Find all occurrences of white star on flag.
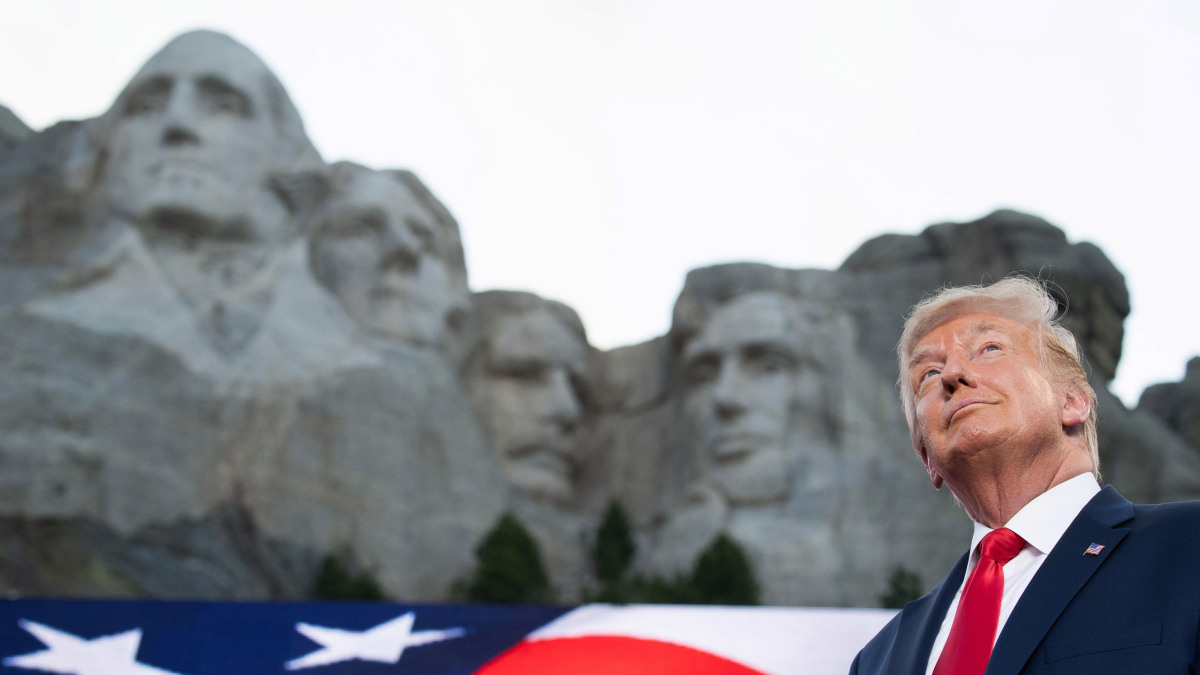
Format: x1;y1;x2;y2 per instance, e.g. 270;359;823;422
285;611;466;670
3;619;182;675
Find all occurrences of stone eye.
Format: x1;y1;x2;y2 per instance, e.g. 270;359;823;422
684;356;720;387
491;361;548;383
333;211;383;239
742;344;797;376
198;77;252;117
404;216;437;254
123;79;170;117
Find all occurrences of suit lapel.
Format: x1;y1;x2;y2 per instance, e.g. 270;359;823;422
888;553;969;675
985;486;1134;675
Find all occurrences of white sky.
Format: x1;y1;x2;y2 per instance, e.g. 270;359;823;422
3;0;1198;405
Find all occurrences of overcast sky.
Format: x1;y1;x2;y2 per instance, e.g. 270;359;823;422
4;0;1198;405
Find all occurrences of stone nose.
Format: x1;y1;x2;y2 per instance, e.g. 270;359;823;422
379;223;424;274
541;368;582;434
380;245;420;275
160;83;202;146
711;361;749;421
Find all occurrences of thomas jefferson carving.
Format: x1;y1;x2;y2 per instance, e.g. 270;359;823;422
310;162;469;352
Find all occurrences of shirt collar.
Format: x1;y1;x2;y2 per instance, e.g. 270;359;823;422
968;473;1101;557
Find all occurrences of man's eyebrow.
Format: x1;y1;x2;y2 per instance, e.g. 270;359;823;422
907;320;1010;371
907;346;937;373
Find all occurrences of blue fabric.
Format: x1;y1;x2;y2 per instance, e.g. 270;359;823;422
852;486;1200;674
0;598;569;674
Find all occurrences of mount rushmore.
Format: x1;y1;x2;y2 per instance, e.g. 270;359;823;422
1;31;1197;606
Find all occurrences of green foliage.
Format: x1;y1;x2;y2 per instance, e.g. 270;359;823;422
583;572;698;605
689;534;759;605
593;500;636;583
582;580;629;604
580;502;760;607
879;566;923;609
631;572;702;604
467;513;552;604
312;555;386;601
586;532;759;606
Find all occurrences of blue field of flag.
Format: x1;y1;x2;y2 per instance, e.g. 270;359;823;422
0;598;570;675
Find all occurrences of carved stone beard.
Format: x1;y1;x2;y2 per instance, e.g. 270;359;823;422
138;205;289;356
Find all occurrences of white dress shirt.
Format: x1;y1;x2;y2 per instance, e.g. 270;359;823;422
924;473;1101;674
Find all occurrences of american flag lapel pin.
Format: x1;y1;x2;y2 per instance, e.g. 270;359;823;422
1084;542;1105;556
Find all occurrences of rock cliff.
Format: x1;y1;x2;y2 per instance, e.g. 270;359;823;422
1;31;1196;606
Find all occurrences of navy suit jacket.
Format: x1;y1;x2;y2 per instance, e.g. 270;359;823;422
852;486;1200;674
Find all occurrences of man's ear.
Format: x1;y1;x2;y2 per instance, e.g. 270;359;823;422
1061;383;1090;430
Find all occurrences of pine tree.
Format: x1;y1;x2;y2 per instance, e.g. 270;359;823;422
593;500;636;583
631;572;701;604
312;555;386;601
467;513;552;604
879;566;923;609
690;533;759;605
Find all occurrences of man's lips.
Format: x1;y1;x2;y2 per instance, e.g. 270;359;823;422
945;398;993;425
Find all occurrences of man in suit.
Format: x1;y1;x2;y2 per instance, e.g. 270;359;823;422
852;277;1200;674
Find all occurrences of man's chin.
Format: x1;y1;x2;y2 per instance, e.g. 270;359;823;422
940;425;1010;460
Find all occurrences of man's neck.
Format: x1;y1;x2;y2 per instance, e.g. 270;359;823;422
949;442;1094;528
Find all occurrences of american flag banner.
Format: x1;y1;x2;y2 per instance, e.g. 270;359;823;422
0;599;896;675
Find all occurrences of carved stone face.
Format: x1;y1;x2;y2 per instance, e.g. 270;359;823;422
311;168;466;347
680;292;810;505
467;308;588;504
103;32;288;243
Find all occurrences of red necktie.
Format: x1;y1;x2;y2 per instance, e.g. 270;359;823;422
932;527;1026;675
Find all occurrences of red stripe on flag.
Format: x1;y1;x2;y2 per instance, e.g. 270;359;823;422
474;635;769;675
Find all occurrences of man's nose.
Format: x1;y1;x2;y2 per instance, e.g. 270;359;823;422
160;84;201;146
939;352;977;393
541;368;582;434
711;361;749;421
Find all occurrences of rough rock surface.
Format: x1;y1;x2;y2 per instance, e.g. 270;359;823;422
840;209;1129;382
0;506;320;599
0;104;33;162
0;31;505;603
1139;358;1200;455
1;31;1197;607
